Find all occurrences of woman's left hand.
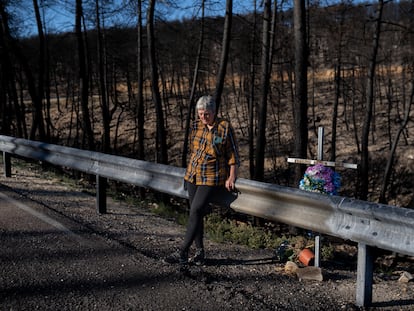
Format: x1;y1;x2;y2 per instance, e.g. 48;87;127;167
225;164;237;192
226;179;234;191
225;176;236;192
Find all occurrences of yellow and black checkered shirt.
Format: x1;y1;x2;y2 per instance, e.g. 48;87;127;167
184;118;240;186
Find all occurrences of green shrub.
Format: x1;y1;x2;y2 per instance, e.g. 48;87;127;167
205;213;284;249
150;201;188;225
321;243;335;261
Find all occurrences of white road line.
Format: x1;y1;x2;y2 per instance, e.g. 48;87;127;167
0;191;74;234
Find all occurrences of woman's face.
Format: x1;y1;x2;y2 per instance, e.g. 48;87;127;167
198;109;215;126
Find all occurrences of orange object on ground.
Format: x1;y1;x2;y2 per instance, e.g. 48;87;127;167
298;248;315;266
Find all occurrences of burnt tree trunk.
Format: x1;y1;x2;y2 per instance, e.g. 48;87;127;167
360;0;384;200
136;0;145;161
293;0;309;184
247;0;257;180
147;0;168;165
214;0;232;111
76;0;94;150
254;0;272;181
182;0;205;168
96;0;110;153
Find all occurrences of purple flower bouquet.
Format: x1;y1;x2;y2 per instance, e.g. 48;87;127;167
299;164;341;195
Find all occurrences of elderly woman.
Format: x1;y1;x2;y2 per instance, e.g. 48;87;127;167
165;95;240;266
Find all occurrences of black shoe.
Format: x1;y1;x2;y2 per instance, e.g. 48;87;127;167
163;250;188;265
190;248;205;266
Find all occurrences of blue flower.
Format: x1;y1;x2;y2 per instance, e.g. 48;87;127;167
299;164;341;195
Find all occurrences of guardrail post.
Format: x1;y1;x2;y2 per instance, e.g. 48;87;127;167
314;235;321;267
314;126;324;267
3;152;11;177
96;175;107;214
356;243;374;307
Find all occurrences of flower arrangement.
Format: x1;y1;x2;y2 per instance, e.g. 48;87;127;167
299;164;341;195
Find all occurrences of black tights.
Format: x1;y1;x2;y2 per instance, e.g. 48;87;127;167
181;182;217;253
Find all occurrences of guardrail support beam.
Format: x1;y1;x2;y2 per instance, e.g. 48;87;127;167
96;175;107;214
356;243;374;307
3;152;11;177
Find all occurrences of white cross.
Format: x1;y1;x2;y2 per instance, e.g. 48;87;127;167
287;126;358;267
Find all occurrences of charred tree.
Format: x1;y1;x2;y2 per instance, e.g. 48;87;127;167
75;0;94;150
214;0;232;111
292;0;309;184
95;0;110;153
136;0;145;162
254;0;272;181
360;0;384;200
182;0;205;168
147;0;168;165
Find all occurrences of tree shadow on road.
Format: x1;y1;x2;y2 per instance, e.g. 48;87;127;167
203;257;276;266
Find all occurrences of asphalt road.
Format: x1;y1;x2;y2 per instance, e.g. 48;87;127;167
0;185;173;310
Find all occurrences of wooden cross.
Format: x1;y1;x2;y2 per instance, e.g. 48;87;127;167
287;126;358;267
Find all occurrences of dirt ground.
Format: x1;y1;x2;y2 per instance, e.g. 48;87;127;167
0;163;413;310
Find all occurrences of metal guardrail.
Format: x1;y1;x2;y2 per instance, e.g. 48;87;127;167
1;135;413;307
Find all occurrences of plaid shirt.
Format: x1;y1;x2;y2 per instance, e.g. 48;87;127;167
184;118;240;186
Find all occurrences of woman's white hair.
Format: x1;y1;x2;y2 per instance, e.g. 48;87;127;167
196;95;216;112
